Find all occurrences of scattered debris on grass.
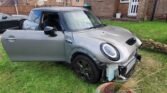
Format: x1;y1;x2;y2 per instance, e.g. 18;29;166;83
96;55;165;93
142;39;167;54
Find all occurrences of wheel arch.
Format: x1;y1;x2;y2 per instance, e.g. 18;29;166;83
71;52;92;62
69;48;100;67
71;52;102;83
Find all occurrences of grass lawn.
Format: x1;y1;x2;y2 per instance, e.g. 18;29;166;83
103;20;167;44
0;44;167;93
0;44;98;93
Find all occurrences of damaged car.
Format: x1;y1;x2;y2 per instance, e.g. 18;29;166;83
1;7;142;83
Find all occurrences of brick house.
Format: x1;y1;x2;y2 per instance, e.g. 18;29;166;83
0;0;84;6
1;0;166;20
84;0;167;20
0;0;84;14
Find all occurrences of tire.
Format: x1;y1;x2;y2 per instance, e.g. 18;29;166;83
72;55;101;83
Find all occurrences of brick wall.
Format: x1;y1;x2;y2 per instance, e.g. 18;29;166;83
17;0;84;7
85;0;167;20
0;0;14;6
85;0;117;18
0;0;84;15
1;0;166;20
28;0;37;5
137;0;148;20
0;5;35;15
44;0;64;6
0;6;16;14
71;0;84;6
85;0;130;18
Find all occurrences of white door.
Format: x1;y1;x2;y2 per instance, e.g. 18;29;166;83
128;0;139;16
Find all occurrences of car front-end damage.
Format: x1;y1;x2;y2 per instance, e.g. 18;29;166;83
102;52;141;82
99;37;142;82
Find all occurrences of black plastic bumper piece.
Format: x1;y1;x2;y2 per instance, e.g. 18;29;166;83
118;66;127;76
136;53;142;61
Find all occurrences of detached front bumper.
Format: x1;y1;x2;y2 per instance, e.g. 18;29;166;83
102;53;141;82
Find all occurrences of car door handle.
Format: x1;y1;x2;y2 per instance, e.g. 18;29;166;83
6;36;16;42
65;39;72;44
6;37;16;40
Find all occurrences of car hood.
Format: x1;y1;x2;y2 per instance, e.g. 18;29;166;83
72;25;141;62
73;25;134;45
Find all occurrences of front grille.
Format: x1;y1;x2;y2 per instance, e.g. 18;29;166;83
126;37;136;45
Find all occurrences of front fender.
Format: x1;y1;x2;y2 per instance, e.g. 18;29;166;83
68;47;100;64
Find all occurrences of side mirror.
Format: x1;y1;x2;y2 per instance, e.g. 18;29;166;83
44;26;57;37
2;16;8;19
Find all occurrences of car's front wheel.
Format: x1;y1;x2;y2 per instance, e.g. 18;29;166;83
72;55;101;83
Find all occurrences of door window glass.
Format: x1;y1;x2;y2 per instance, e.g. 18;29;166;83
28;10;41;23
40;12;62;31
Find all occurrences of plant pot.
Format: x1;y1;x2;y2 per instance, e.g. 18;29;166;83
116;13;121;19
96;82;135;93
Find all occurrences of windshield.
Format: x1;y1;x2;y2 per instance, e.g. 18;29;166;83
63;10;103;31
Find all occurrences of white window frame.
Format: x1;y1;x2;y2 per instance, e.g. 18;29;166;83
120;0;130;3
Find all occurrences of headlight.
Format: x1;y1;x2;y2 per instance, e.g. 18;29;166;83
100;43;120;61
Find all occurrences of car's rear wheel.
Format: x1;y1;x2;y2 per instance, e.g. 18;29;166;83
72;55;101;83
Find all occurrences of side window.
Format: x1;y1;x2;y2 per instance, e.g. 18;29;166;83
28;10;41;24
40;12;62;31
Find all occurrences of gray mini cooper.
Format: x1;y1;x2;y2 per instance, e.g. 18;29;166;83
1;7;142;83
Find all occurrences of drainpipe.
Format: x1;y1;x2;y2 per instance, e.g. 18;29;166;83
70;0;72;6
150;0;158;21
66;0;68;6
25;0;29;5
14;0;19;15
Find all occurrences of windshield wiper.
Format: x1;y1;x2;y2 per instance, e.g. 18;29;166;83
94;24;106;28
84;24;106;30
83;26;95;30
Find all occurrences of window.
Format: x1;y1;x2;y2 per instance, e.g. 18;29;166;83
28;10;41;23
120;0;129;3
40;12;62;31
